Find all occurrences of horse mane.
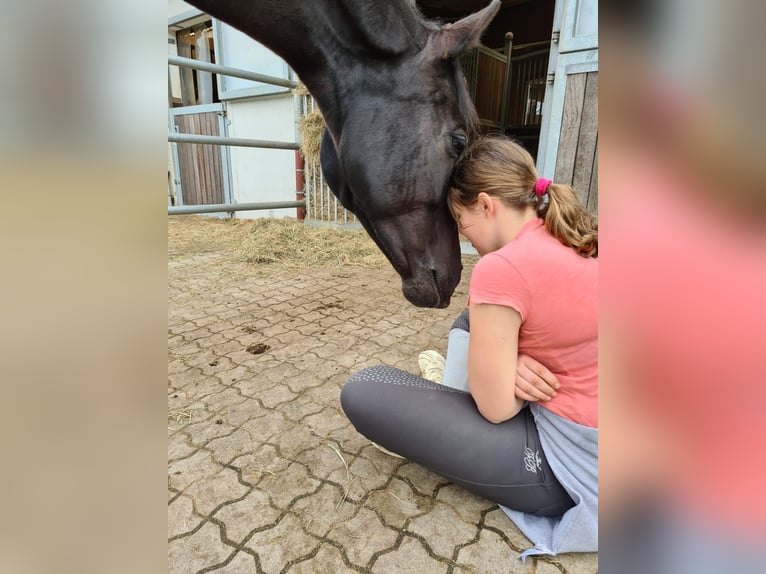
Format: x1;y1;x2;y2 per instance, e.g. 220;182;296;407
452;59;480;137
408;1;481;137
322;0;431;56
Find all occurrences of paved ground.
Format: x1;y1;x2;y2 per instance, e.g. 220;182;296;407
168;224;598;573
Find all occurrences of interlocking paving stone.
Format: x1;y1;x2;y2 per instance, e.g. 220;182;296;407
210;399;265;429
543;552;602;574
184;418;239;450
288;542;357;574
168;494;203;539
294;440;354;486
168;221;598;573
456;527;529;573
364;476;427;530
257;383;299;410
436;484;498;525
483;507;534;553
211;489;280;545
168;520;232;573
327;506;399;567
290;483;355;538
240;411;289;444
168;450;220;492
203;387;250;414
397;462;452;498
245;513;320;573
371;535;449;573
279;394;326;422
203;429;252;465
345;454;395;494
211;550;257;573
301;406;349;437
262;461;322;509
183;467;250;516
408;501;479;559
168;429;199;462
230;445;290;485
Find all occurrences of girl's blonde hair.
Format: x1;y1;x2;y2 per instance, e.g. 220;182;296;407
449;136;598;257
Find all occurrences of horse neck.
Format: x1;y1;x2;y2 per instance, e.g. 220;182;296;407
189;0;428;133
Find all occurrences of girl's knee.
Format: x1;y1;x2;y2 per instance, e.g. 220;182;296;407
346;365;390;385
340;366;385;420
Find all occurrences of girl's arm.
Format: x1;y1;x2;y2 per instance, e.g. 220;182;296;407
467;302;525;423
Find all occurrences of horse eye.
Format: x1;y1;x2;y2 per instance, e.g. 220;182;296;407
450;134;467;155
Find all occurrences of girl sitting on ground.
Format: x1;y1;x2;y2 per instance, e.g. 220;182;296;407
340;135;598;557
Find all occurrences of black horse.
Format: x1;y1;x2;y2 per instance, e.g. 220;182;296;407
185;0;501;307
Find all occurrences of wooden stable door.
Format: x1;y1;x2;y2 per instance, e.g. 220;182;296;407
554;71;598;213
536;0;598;214
170;105;229;206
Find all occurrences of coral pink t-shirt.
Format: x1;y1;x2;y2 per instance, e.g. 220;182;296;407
468;218;598;427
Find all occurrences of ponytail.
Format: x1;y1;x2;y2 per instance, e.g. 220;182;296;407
540;183;598;258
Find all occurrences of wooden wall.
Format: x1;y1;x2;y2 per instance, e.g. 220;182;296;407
554;71;598;213
474;52;506;125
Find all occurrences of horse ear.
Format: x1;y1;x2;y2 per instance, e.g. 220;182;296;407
429;0;501;59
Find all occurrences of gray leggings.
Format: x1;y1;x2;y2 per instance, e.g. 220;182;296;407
340;312;574;516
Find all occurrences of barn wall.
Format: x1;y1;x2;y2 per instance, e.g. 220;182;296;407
554;71;598;213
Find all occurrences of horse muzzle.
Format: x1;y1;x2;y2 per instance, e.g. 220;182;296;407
400;256;462;308
358;204;463;308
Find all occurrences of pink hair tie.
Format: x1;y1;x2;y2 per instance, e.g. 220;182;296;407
534;178;552;196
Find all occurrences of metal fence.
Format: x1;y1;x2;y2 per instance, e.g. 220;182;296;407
167;55;306;216
298;95;358;227
460;38;551;131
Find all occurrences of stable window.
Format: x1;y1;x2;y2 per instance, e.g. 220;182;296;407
168;20;219;107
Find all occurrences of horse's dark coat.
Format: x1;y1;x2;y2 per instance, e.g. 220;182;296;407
184;0;501;307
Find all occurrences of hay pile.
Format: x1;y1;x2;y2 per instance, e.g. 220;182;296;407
236;218;387;268
169;216;476;278
292;82;310;96
298;110;325;165
168;215;251;255
294;82;325;165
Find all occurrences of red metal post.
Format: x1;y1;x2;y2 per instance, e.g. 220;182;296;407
294;150;306;220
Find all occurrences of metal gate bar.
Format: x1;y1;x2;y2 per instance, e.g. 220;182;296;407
169;201;305;215
168;55;297;89
168;133;299;150
168;54;304;215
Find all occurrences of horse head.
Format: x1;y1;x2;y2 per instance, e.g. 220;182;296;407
319;1;501;307
181;0;501;307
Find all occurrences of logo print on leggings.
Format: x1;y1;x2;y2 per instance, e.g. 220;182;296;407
524;447;542;474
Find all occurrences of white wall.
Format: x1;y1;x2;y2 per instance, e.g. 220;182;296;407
168;0;196;19
226;94;298;219
216;23;292;99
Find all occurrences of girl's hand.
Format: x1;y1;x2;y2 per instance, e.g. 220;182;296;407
515;354;560;402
